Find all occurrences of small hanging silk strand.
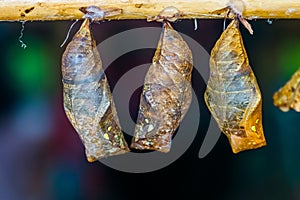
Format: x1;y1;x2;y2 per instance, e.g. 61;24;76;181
18;21;27;49
194;18;198;30
60;19;79;47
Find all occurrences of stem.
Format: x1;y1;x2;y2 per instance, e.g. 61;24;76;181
0;0;300;21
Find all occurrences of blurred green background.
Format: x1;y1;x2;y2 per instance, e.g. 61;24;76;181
0;19;300;200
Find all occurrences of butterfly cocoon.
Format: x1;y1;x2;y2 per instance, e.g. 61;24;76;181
61;19;129;162
204;20;266;153
273;68;300;112
131;21;193;152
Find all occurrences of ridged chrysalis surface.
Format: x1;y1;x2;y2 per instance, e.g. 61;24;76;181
273;68;300;112
61;19;129;162
204;20;266;153
131;21;193;152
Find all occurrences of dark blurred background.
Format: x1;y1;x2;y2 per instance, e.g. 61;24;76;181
0;19;300;200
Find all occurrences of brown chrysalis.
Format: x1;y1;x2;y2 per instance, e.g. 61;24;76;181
61;19;129;162
204;19;266;153
273;68;300;112
131;18;193;152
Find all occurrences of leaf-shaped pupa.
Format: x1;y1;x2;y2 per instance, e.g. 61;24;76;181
204;20;266;154
131;21;193;152
273;68;300;112
61;19;129;162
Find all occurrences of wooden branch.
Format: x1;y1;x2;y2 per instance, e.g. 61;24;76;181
0;0;300;21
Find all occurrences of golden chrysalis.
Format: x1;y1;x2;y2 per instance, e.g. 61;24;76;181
273;68;300;112
131;17;193;152
61;19;129;162
204;19;266;153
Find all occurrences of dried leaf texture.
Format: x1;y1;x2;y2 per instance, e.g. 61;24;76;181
131;21;193;152
61;19;129;162
273;68;300;112
204;20;266;153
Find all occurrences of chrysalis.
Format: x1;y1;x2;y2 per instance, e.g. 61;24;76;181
273;68;300;112
204;19;266;153
62;19;129;162
131;20;193;152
